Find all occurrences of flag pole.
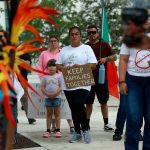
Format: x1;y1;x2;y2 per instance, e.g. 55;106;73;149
99;0;105;59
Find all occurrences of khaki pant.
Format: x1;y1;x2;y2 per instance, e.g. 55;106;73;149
20;93;28;117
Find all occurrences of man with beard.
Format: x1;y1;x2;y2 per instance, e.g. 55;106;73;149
85;25;117;131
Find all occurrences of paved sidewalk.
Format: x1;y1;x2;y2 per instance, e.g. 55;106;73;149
14;97;142;150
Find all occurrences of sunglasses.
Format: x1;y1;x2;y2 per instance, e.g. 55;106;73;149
87;31;97;35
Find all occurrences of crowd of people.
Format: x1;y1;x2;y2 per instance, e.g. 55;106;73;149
0;7;150;150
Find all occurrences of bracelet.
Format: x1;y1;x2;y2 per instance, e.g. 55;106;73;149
119;81;126;84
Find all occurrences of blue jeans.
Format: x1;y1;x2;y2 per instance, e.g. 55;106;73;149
115;94;127;135
13;101;17;136
45;98;61;107
125;73;150;150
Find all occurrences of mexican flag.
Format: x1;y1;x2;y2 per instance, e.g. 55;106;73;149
101;0;119;99
101;4;110;43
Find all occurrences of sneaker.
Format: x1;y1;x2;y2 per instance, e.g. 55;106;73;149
42;131;51;138
70;127;74;134
113;133;122;141
83;131;91;144
104;124;114;132
88;125;91;130
51;127;56;133
21;106;24;110
55;131;62;138
69;132;82;143
139;133;143;141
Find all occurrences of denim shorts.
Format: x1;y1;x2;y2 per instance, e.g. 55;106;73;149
45;98;61;107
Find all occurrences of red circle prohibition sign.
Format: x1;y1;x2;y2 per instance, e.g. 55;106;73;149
135;50;150;69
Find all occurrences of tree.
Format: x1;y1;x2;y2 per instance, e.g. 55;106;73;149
79;0;128;52
21;0;128;60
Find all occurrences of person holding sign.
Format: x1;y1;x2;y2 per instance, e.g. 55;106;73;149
41;59;62;138
56;26;97;144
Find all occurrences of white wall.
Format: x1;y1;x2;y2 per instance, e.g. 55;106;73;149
0;2;6;30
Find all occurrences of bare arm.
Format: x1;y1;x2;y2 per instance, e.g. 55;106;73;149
41;82;49;97
56;64;65;72
106;54;117;62
87;63;97;70
98;54;117;64
56;86;62;94
119;54;129;95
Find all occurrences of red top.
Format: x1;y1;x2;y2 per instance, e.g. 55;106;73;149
87;40;114;82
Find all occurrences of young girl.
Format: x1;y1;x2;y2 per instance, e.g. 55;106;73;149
41;59;62;138
37;35;74;134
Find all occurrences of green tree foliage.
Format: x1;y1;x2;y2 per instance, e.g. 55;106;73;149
79;0;128;52
21;0;128;59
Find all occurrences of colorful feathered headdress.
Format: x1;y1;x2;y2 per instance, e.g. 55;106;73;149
0;0;59;126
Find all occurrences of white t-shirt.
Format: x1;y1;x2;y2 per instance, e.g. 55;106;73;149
120;43;150;77
56;44;97;91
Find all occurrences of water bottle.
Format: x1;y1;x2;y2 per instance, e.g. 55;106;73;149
98;64;105;84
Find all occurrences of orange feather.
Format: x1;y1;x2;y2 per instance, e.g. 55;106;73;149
0;0;59;125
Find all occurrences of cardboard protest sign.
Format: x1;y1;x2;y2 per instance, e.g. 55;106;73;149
62;64;95;89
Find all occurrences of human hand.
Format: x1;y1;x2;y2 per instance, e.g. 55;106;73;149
98;57;107;64
48;92;58;99
119;82;128;95
72;64;80;67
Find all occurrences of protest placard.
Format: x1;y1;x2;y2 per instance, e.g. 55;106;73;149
62;64;95;89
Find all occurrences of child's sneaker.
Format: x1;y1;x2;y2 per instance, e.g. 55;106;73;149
55;131;62;138
42;131;51;138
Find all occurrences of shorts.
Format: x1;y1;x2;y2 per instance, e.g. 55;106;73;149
45;98;61;107
86;81;109;105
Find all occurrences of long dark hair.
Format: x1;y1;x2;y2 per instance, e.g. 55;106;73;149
0;30;11;46
0;30;10;60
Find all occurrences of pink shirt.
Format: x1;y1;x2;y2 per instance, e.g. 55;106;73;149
37;49;60;79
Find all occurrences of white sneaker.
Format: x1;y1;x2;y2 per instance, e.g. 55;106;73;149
104;124;114;132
